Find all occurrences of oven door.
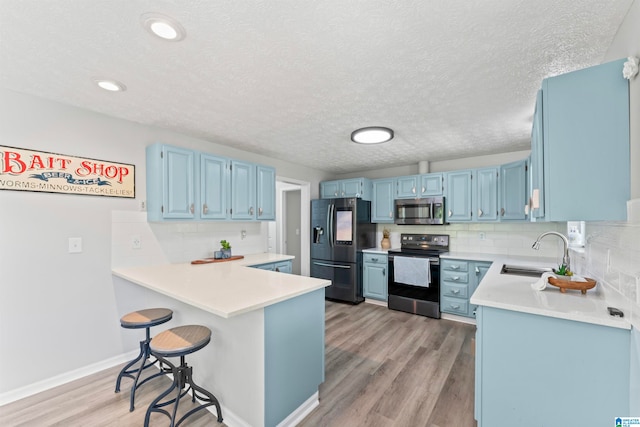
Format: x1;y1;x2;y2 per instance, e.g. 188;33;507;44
387;253;440;318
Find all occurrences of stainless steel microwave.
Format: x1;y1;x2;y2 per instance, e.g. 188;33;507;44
394;197;445;225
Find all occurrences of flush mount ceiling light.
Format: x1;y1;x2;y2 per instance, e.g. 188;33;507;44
94;79;126;92
351;127;394;144
141;13;186;41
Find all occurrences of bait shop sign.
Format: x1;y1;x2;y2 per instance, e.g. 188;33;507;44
0;145;135;198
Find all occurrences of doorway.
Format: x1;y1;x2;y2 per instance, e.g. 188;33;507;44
275;178;310;276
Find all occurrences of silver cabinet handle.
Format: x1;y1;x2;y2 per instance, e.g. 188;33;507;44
451;289;460;295
389;211;393;218
421;187;425;193
259;207;263;216
341;191;345;196
203;204;208;214
451;276;460;281
334;191;338;196
448;210;452;218
412;187;416;194
249;207;254;215
475;266;480;274
371;258;378;262
383;268;386;276
500;207;505;216
190;204;194;214
478;209;483;217
449;265;460;270
451;304;460;310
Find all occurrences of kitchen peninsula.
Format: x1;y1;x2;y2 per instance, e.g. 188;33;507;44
112;254;330;427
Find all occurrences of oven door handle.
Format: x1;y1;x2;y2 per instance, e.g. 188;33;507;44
313;261;351;269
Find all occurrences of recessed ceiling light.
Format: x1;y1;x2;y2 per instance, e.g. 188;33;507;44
351;127;394;144
141;13;186;41
94;79;126;92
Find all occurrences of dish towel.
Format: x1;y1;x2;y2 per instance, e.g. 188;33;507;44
531;272;555;291
394;256;431;287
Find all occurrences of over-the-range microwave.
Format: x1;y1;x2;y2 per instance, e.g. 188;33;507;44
394;197;445;225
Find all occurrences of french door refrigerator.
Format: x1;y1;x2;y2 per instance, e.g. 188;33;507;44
310;198;376;303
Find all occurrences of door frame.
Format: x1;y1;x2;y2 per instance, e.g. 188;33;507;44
276;177;310;276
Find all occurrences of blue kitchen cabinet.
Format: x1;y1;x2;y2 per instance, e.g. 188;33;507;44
200;153;229;220
440;259;490;318
320;178;372;200
540;58;629;221
475;306;630;426
256;165;276;220
231;160;257;220
396;175;420;198
529;90;545;219
445;170;473;222
396;173;444;198
363;253;387;301
421;173;444;196
146;144;196;221
499;160;527;221
371;178;395;223
475;167;499;222
251;260;292;273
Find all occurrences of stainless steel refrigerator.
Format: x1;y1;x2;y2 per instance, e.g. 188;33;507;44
310;198;376;303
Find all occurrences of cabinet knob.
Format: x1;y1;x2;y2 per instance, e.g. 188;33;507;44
412;187;416;194
478;209;483;217
371;258;378;262
451;276;460;281
451;289;460;295
421;187;425;193
334;191;338;196
203;204;208;214
448;210;452;218
500;207;505;216
259;207;263;216
190;204;194;214
475;266;480;274
382;268;386;276
451;304;460;310
524;204;529;215
249;207;254;215
450;265;460;270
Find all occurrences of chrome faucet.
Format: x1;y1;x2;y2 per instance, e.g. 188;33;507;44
532;231;570;272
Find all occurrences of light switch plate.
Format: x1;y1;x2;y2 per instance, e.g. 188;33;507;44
68;237;82;253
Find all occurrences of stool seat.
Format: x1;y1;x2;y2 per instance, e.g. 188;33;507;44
121;308;173;329
150;325;211;357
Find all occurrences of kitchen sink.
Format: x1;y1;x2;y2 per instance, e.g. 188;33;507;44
500;264;553;277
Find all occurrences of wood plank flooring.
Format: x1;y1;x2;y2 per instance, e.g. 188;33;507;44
0;301;476;426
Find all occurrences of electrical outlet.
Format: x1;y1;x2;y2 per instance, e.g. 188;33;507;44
68;237;82;253
140;200;146;211
241;230;247;240
131;235;141;249
479;232;486;241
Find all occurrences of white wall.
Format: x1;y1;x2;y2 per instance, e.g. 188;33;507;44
0;89;327;398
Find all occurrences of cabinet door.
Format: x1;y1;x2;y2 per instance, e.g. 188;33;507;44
339;178;361;198
363;263;387;301
530;90;545;219
500;160;527;221
371;179;395;223
543;59;629;221
256;165;276;220
471;262;491;318
396;175;419;198
421;173;444;196
231;160;256;220
445;170;473;222
320;181;340;199
163;146;196;219
476;167;499;222
274;261;292;274
200;154;228;219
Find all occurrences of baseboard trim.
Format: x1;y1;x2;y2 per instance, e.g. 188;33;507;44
276;392;319;427
441;312;476;325
364;299;388;307
0;349;138;406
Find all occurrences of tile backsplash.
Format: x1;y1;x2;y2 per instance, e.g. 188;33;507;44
111;211;270;268
571;221;640;328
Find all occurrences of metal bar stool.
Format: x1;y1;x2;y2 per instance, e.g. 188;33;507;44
144;325;223;427
115;308;173;411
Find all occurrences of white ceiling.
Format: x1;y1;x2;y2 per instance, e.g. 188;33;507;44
0;0;634;174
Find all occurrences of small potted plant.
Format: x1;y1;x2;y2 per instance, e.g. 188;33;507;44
220;240;232;259
552;263;573;280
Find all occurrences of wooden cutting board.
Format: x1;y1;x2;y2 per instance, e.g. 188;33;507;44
191;255;244;265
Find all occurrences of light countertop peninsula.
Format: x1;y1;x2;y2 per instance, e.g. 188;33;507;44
442;252;631;330
112;253;330;319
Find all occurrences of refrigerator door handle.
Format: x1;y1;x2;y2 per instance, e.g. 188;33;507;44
313;261;351;269
329;203;335;247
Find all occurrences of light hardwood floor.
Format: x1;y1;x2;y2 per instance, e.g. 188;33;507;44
0;301;476;426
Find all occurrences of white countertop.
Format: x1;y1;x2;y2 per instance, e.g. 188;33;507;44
362;248;390;254
112;253;331;319
445;253;631;330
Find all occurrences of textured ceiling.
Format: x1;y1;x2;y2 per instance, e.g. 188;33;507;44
0;0;633;173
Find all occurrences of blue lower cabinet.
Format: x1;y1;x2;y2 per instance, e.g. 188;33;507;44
250;260;292;273
475;306;630;426
441;259;491;318
363;253;388;301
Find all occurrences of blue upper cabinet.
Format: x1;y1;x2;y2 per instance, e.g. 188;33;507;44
541;59;629;221
256;165;276;220
529;90;545;219
499;160;527;221
319;178;371;200
231;160;257;220
396;175;420;198
371;178;396;223
320;180;340;198
446;170;473;222
421;173;444;196
200;154;229;220
146;144;196;221
475;167;499;222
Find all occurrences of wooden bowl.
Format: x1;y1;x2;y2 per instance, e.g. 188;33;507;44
547;276;596;294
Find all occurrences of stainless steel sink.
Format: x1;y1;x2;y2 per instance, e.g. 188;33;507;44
500;264;553;277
